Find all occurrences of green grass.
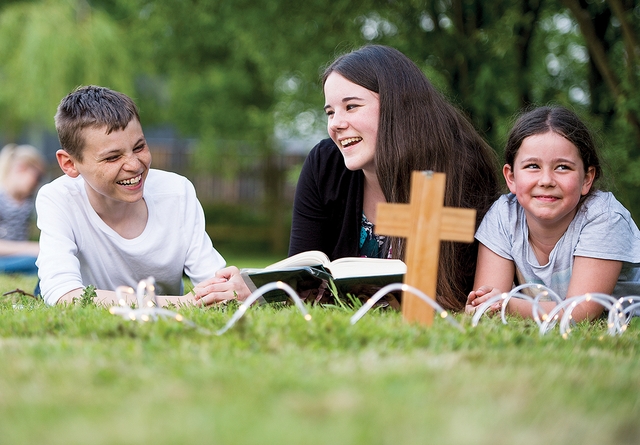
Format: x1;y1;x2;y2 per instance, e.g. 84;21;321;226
1;272;639;445
221;250;285;269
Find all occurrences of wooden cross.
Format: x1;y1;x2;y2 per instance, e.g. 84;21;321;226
375;171;476;325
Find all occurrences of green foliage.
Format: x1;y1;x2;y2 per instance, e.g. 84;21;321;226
77;284;97;307
201;201;292;256
0;0;134;134
202;202;269;226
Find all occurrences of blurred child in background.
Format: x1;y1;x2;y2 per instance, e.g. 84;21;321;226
0;143;46;274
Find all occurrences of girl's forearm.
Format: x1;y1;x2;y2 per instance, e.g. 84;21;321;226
506;298;603;322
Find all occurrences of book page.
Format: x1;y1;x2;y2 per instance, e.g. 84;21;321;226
328;258;406;280
263;250;330;270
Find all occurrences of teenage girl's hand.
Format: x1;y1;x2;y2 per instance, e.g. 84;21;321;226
191;266;251;306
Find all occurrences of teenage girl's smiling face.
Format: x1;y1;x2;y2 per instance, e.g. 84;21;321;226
323;72;380;174
504;131;595;230
66;119;151;208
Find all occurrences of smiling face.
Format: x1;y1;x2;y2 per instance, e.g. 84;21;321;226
504;131;595;231
57;119;151;212
323;72;380;175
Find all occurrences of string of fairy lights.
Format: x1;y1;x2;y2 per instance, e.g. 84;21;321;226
109;277;207;333
107;277;312;336
99;277;640;338
469;283;640;337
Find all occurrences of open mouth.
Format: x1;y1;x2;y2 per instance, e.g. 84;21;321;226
117;175;142;186
340;137;362;148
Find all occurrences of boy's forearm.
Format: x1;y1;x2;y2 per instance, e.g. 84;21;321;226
56;288;196;307
56;287;117;305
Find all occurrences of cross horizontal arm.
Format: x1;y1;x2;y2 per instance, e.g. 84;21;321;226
376;204;476;242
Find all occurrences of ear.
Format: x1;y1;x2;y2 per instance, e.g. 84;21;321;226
581;166;596;196
503;164;517;194
56;149;80;178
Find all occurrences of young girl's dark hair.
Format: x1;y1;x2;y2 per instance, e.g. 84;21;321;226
322;45;500;311
504;106;602;190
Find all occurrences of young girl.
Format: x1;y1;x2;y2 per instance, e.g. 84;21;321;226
0;143;46;274
466;106;640;321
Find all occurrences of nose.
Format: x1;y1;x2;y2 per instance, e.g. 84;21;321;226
328;110;347;133
538;168;556;187
123;153;143;170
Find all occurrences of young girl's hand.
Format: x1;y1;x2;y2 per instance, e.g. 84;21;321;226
465;285;501;315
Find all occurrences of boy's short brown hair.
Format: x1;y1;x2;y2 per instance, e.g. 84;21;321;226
54;85;140;161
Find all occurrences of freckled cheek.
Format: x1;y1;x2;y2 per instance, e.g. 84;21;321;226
141;153;152;169
96;171;109;182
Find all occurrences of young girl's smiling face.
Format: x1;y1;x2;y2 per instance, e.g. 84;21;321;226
504;131;595;231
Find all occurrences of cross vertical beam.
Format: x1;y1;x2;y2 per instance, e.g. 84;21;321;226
375;171;476;325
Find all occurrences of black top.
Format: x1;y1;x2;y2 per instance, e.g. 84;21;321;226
289;138;364;260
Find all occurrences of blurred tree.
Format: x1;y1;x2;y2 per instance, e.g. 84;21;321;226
1;0;639;222
365;1;537;149
102;0;640;218
115;0;374;147
559;0;640;211
0;0;134;140
362;0;639;213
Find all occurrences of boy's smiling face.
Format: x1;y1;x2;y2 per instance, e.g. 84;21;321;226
57;119;152;210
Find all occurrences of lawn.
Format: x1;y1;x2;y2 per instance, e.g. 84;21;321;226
0;266;639;445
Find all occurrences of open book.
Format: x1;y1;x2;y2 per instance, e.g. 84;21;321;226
240;250;407;304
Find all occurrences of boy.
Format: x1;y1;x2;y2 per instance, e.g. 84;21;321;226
36;85;248;306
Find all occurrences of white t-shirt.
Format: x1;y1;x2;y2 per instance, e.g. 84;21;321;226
36;169;225;305
475;191;640;299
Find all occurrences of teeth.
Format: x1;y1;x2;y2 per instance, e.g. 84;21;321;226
117;175;141;186
341;137;362;147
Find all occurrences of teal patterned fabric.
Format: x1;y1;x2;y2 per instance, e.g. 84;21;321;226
359;213;389;258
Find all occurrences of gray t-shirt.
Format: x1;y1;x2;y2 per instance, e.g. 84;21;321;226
476;190;640;299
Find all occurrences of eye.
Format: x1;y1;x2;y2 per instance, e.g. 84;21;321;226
325;109;334;117
133;143;147;153
556;164;571;171
346;104;360;111
524;163;539;169
104;155;121;162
